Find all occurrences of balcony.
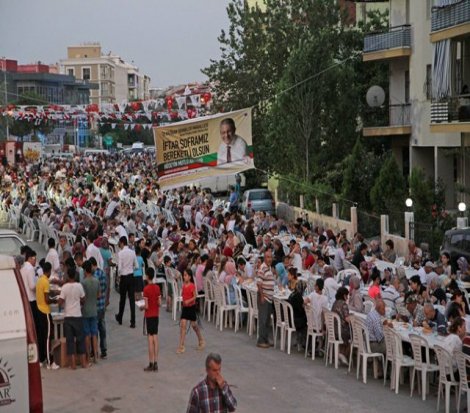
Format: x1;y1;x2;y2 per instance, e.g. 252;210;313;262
431;0;470;42
363;103;412;137
363;25;412;62
430;96;470;132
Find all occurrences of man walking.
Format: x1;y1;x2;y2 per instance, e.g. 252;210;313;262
256;249;275;348
187;353;237;413
115;236;137;328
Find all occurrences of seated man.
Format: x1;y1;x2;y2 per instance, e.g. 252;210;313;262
398;293;426;327
365;299;392;355
422;303;447;335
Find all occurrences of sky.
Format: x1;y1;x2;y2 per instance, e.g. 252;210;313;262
0;0;231;87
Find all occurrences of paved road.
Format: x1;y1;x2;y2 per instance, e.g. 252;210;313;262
40;290;441;413
2;227;445;412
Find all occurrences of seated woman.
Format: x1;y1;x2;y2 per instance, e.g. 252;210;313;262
331;287;351;365
348;276;364;313
368;270;382;301
444;317;466;359
218;260;238;305
287;281;307;347
287;267;298;292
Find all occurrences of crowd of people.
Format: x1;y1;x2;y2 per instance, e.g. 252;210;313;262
2;151;470;409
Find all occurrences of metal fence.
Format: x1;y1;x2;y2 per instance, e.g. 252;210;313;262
432;0;470;32
364;25;411;53
364;103;411;128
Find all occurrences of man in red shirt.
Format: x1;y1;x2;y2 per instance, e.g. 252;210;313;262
142;268;161;372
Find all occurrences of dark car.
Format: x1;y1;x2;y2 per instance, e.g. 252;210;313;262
441;227;470;268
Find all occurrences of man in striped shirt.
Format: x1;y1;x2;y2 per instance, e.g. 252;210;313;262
256;249;275;348
187;353;237;413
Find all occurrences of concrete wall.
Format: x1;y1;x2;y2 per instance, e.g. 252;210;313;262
276;202;357;239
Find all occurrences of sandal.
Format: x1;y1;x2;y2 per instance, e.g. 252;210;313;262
197;341;206;351
176;346;185;354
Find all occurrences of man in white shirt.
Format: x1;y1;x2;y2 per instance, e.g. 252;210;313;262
195;207;204;230
217;118;249;166
21;249;38;323
418;261;437;286
323;266;340;303
45;238;61;278
115;236;137;328
304;278;329;342
333;241;349;272
86;232;104;270
105;196;119;218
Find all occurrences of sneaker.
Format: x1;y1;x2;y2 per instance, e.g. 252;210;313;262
144;363;153;372
153;362;158;372
100;352;107;360
115;314;122;325
47;362;60;370
338;354;348;365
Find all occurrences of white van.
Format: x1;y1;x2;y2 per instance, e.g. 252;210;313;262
83;149;109;156
0;255;43;412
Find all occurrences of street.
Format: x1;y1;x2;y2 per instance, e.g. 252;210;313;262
41;289;435;413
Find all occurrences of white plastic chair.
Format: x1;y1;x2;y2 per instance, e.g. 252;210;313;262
282;300;298;355
409;333;439;401
273;298;285;350
214;284;237;332
203;278;215;322
389;328;415;394
455;350;470;413
234;285;249;333
434;345;459;413
246;289;259;338
349;315;361;373
305;304;323;360
383;326;395;387
354;317;385;384
169;279;182;321
324;309;343;369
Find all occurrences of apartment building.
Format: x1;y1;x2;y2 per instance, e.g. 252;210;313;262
0;58;96;106
360;0;470;209
60;43;151;105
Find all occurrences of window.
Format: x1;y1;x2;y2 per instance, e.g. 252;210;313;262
82;67;91;80
405;70;410;103
451;233;465;249
425;65;432;100
67;68;74;77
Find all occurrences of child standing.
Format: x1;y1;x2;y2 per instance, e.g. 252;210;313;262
142;268;160;371
176;269;205;354
81;260;100;363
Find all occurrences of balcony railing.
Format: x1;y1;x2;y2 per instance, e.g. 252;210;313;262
432;0;470;32
364;25;411;53
364;103;411;128
431;96;470;123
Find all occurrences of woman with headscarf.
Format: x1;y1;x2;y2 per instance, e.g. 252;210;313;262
458;257;470;284
218;260;238;305
348;276;364;313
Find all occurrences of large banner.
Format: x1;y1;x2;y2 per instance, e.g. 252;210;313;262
154;108;254;188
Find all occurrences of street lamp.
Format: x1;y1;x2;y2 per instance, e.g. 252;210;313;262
458;202;467;213
405;198;413;208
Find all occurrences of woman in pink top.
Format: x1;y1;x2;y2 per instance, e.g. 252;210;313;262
368;270;382;300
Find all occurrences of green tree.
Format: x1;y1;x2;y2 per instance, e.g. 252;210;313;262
370;154;406;214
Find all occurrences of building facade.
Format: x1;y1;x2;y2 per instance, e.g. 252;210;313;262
60;43;151;105
361;0;470;209
0;58;97;106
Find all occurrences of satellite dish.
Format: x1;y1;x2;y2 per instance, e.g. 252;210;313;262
366;85;385;108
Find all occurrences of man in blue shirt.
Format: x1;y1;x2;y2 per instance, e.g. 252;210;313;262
228;186;239;213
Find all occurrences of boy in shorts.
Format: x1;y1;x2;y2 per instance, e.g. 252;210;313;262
81;260;100;363
142;268;161;371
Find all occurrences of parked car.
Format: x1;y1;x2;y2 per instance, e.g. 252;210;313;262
241;188;275;215
441;227;470;269
0;229;26;256
0;254;43;412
